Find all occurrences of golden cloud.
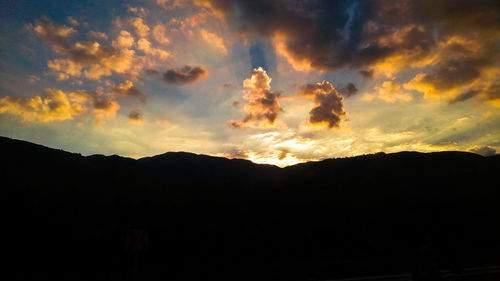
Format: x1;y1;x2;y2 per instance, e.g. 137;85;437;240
34;18;139;80
229;67;283;129
0;89;86;122
364;80;412;103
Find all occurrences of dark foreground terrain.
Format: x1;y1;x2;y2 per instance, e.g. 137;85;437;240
2;136;500;280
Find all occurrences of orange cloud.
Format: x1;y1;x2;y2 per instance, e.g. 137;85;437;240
200;29;227;54
34;18;138;80
130;17;150;38
152;24;170;45
137;38;170;59
229;67;283;129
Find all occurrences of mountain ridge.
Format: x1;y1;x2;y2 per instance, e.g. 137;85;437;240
2;135;500;281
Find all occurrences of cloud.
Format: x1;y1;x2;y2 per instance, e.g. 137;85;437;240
34;17;137;80
365;80;412;103
229;67;283;129
194;0;499;77
87;30;108;40
67;16;79;26
128;110;144;124
339;83;358;97
69;90;120;126
112;80;146;101
128;6;148;17
449;82;500;106
163;65;208;85
297;80;346;129
0;89;86;122
467;145;496;156
222;150;249;159
403;35;498;99
152;24;170;45
29;75;41;83
200;29;227;54
131;18;150;38
137;38;170;59
359;70;374;79
112;30;134;49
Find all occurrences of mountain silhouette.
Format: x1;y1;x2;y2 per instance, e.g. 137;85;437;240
2;136;499;281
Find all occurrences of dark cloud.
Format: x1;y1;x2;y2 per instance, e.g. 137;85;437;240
297;80;346;129
128;110;143;123
339;83;358;97
450;82;500;104
163;66;208;85
197;0;499;73
468;146;496;157
359;70;374;79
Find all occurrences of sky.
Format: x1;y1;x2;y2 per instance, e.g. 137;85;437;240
0;0;499;166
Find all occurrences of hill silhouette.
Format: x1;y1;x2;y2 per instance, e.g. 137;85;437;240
2;136;499;281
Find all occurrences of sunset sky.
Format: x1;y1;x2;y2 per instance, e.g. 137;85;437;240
1;0;499;166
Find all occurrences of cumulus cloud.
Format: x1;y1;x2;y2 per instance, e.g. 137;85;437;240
297;80;346;129
229;67;283;129
34;17;137;80
0;88;119;125
131;17;150;38
163;65;208;85
467;145;496;156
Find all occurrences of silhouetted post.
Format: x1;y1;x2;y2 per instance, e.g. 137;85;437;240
126;229;149;281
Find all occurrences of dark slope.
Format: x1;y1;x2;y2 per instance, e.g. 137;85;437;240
2;136;500;281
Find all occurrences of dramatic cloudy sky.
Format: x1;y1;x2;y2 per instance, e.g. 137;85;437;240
1;0;499;166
